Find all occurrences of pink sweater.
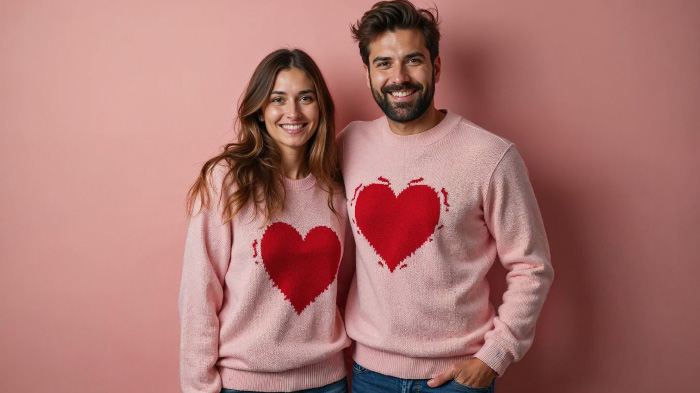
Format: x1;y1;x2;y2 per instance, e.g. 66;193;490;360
337;110;553;377
178;164;352;393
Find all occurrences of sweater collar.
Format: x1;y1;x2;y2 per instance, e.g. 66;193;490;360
282;172;316;191
381;109;460;147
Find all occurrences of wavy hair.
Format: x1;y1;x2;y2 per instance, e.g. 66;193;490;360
351;0;440;65
186;48;342;223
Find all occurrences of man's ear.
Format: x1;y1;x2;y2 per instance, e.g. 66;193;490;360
364;64;371;89
433;55;442;84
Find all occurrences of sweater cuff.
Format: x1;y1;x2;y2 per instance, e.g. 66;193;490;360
474;341;513;376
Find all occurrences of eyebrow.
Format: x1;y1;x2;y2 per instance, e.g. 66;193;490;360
405;52;426;60
372;52;427;65
371;56;392;65
270;89;316;96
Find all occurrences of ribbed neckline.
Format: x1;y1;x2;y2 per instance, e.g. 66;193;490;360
282;172;316;191
381;109;460;147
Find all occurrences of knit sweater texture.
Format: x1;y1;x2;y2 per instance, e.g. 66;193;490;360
178;164;352;393
337;110;553;378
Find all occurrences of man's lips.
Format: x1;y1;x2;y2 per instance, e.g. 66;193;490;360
382;83;421;102
387;89;417;102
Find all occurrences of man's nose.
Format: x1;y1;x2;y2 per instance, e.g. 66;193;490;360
389;64;410;85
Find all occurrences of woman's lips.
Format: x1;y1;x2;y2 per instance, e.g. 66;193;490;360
279;123;307;134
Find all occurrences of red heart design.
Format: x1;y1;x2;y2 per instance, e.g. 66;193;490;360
260;223;341;314
355;183;440;272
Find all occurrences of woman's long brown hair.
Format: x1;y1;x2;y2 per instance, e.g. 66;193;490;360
186;49;342;223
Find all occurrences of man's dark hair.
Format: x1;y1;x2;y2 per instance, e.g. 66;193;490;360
350;0;440;66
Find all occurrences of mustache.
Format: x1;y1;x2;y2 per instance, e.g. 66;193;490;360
381;82;423;94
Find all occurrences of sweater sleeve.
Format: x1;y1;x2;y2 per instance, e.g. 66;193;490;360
178;166;232;393
336;216;356;316
474;145;554;376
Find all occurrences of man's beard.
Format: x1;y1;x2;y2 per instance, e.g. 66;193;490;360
370;74;435;123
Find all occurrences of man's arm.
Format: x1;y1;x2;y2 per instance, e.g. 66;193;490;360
430;145;553;387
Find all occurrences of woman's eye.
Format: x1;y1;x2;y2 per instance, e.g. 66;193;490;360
271;97;283;103
300;96;314;103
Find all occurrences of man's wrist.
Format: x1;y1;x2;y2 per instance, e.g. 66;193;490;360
474;342;511;376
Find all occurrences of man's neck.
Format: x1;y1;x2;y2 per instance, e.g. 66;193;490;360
387;106;446;136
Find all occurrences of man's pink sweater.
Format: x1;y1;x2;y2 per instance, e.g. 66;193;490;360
337;110;554;377
178;165;352;393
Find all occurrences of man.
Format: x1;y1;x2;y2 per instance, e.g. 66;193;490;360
337;1;554;392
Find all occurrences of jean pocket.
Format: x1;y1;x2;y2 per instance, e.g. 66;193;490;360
352;362;370;375
448;379;492;392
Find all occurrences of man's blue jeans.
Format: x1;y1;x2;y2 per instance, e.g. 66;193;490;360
221;377;348;393
351;363;495;393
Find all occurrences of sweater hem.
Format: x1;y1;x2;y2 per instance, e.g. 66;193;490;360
219;352;346;392
353;344;480;379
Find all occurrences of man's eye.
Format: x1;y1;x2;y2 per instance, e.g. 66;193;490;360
408;58;421;64
377;62;389;67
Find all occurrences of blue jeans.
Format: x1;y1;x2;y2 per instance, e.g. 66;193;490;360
221;377;348;393
351;363;495;393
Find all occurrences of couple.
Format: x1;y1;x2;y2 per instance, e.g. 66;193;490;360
178;1;553;393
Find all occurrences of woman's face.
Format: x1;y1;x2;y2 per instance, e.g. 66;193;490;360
262;68;319;156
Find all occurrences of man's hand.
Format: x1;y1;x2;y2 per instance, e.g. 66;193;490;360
427;358;496;388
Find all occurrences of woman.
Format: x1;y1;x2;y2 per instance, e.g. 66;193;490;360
178;49;352;393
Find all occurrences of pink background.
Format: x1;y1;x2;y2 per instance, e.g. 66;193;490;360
1;0;699;392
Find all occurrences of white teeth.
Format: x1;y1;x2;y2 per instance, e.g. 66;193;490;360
281;124;304;130
391;90;414;97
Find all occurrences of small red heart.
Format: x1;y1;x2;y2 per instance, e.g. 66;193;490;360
355;183;440;272
260;223;341;314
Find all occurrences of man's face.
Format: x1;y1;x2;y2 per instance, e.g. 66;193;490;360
364;28;441;123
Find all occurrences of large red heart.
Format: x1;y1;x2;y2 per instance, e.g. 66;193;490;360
260;223;341;314
355;183;440;272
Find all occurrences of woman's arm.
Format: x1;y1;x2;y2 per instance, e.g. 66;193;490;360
178;165;232;393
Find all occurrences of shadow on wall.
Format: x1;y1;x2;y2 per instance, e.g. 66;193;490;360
443;43;599;391
437;37;496;125
487;180;599;392
331;65;380;131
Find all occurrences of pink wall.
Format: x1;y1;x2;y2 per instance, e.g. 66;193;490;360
1;1;698;391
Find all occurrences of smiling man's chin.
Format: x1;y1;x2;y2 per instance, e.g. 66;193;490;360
391;100;415;109
390;100;429;123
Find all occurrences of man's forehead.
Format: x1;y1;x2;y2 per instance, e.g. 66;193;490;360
368;29;429;58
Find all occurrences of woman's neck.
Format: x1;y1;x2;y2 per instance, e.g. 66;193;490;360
279;146;309;180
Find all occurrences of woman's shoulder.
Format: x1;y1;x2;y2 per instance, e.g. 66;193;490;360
204;159;238;194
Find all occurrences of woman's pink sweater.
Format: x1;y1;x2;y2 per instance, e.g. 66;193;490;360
178;165;352;393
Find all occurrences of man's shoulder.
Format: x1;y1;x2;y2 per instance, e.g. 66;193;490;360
450;113;513;152
337;117;385;143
